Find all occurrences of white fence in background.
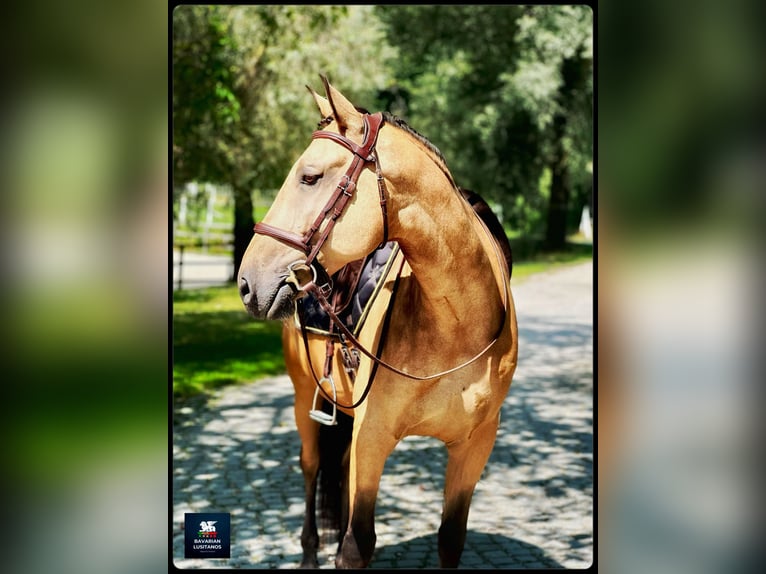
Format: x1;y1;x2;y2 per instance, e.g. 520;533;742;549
173;245;234;291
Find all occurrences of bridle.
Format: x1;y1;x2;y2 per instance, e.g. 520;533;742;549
254;112;389;296
253;111;510;422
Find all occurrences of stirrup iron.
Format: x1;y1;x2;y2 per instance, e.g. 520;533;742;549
309;376;338;426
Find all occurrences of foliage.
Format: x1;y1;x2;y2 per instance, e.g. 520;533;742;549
173;6;395;192
173;5;395;275
172;5;592;265
375;5;593;241
172;6;240;192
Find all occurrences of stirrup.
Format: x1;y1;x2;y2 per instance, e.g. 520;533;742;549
309;376;338;426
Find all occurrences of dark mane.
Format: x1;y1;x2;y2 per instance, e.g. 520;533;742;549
381;111;448;167
459;187;514;278
379;112;514;277
317;110;448;170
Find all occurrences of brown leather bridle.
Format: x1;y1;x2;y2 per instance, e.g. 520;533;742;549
253;112;389;294
253;111;510;419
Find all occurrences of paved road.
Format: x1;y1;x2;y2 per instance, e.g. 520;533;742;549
173;261;593;569
173;249;233;290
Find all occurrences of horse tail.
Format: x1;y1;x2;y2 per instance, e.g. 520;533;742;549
317;403;353;546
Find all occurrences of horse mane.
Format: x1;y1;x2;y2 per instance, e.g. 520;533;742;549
459;187;514;278
317;111;512;276
381;114;512;276
380;111;449;168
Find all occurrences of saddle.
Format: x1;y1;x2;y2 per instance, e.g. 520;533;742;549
297;241;400;337
296;188;512;337
293;188;512;383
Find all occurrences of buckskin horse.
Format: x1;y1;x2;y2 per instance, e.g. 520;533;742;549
238;77;518;568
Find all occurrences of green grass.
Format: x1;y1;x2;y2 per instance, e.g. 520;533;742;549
511;242;593;283
172;242;592;396
173;285;285;396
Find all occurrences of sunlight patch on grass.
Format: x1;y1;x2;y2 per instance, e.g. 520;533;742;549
172;244;593;396
512;253;592;283
173;285;284;396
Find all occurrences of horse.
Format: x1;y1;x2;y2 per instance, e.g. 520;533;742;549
237;77;518;569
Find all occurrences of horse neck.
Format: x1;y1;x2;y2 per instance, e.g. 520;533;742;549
386;145;505;339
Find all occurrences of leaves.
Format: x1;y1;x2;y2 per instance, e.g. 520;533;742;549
172;6;592;249
377;5;593;239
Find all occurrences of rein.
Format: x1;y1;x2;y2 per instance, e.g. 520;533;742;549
301;239;508;383
254;112;511;415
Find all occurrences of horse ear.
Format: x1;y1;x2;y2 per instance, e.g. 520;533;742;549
306;84;333;119
320;75;364;135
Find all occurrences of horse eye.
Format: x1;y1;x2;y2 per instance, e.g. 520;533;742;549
301;173;322;186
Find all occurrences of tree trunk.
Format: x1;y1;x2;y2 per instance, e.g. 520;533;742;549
544;55;585;250
544;112;569;250
232;183;254;282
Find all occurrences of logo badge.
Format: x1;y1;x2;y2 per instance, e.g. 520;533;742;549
184;512;230;558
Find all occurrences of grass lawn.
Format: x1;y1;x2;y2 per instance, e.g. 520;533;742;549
173;286;285;396
173;242;592;397
511;243;593;283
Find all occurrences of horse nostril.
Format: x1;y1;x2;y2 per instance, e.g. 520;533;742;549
239;276;253;304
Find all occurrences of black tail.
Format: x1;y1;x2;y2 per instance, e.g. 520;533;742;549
317;402;354;547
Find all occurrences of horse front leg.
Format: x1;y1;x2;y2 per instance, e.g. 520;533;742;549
335;422;397;569
439;413;500;568
298;440;320;568
293;384;321;568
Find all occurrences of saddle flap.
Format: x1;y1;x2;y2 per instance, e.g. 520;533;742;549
298;242;398;334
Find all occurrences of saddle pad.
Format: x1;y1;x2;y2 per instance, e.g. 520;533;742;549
297;242;399;336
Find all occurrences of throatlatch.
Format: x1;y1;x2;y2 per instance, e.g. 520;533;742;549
254;112;510;425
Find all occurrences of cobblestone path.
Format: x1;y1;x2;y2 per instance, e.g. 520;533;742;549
173;261;593;569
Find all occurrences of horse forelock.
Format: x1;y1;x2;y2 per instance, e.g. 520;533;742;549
315;106;371;131
316;115;334;130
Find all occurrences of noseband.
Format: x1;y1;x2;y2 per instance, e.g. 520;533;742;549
253;112;389;292
253;111;510;418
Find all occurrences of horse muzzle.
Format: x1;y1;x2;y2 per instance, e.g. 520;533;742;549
238;269;296;321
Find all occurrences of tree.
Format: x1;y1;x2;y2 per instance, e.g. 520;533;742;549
173;6;394;278
173;5;251;270
513;6;593;249
375;6;592;248
173;6;240;192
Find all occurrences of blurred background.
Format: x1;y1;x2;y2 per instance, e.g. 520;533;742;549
598;0;764;570
0;1;763;573
1;1;167;573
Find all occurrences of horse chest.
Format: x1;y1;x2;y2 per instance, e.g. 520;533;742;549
385;369;494;442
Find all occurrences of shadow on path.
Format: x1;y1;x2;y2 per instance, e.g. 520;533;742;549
173;261;593;569
370;531;564;569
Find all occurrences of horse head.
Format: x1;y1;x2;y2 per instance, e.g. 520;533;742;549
238;78;387;320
